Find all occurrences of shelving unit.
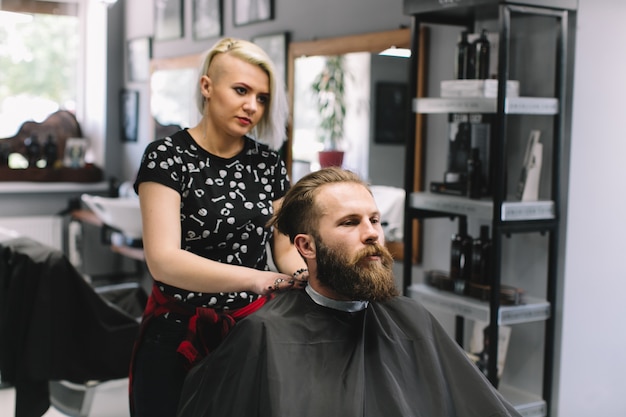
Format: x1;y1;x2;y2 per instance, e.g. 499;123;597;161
401;1;577;416
409;283;550;325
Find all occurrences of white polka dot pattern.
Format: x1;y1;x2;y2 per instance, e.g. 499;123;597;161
136;131;289;310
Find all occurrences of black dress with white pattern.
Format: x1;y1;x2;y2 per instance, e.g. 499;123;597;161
134;130;289;311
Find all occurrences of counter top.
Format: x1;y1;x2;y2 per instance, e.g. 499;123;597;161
0;181;109;194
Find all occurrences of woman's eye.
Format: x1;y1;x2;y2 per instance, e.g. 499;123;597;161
257;95;269;105
234;86;247;95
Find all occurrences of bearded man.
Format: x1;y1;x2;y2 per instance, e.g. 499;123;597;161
176;167;521;417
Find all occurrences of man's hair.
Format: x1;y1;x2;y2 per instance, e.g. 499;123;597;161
270;167;369;242
195;37;288;150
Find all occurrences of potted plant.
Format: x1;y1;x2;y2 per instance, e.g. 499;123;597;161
310;55;347;167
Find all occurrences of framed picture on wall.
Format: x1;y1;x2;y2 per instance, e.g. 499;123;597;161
193;0;222;40
233;0;274;27
120;89;139;143
374;82;409;144
127;37;151;82
155;0;184;41
252;32;289;82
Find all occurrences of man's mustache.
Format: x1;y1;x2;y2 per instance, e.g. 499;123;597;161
352;244;393;265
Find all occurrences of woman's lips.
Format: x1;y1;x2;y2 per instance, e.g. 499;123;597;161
236;116;252;126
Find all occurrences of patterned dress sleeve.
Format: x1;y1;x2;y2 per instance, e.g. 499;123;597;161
134;135;185;195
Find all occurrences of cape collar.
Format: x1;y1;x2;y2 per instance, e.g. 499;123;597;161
305;285;369;312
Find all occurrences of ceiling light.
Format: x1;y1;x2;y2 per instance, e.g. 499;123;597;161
379;47;411;58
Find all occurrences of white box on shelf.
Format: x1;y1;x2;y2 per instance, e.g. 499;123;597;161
441;80;520;98
501;200;554;221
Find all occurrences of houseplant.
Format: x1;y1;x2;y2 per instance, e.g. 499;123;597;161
310;55;347;167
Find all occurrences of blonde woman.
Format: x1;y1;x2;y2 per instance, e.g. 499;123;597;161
130;38;307;417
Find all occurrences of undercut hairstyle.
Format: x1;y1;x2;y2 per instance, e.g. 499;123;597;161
270;167;370;243
195;37;288;150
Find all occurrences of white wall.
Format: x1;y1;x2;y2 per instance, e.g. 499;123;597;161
556;0;626;416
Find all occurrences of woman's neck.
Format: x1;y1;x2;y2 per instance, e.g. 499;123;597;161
189;121;244;158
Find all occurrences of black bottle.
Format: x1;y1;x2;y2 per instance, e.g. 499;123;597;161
0;143;9;166
467;147;482;199
43;134;58;168
450;217;473;295
473;29;490;79
23;134;41;167
470;225;492;286
448;119;472;176
455;30;471;79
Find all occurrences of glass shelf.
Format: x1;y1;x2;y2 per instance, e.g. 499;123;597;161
409;283;550;325
412;97;559;115
500;384;547;417
409;192;555;221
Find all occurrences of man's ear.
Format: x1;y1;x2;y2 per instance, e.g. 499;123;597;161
294;234;316;260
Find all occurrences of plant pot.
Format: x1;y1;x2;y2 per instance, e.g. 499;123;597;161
318;150;344;168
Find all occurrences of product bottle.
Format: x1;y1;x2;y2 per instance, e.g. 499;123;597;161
447;118;471;179
470;225;493;286
467;147;483;199
473;29;490;79
450;217;473;295
0;144;9;166
23;134;41;167
455;31;470;79
43;134;58;168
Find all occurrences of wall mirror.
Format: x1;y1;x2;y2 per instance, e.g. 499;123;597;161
286;28;414;187
287;28;426;262
287;29;410;187
150;53;203;139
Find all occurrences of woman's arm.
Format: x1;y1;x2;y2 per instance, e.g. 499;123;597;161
139;181;291;295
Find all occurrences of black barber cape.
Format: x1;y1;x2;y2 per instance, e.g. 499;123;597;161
177;287;521;417
0;237;143;417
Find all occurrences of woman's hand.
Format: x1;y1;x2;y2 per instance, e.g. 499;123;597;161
256;270;308;295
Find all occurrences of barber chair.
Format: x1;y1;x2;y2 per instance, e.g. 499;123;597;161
0;233;146;417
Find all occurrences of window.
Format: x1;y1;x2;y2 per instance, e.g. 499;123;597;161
0;1;80;139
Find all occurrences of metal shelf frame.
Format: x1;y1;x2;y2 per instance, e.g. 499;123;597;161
402;2;576;415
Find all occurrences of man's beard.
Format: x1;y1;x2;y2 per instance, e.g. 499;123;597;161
315;238;399;302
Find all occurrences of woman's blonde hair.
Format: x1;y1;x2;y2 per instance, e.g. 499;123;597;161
195;38;288;150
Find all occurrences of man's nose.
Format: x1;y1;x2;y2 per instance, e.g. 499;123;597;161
362;221;380;244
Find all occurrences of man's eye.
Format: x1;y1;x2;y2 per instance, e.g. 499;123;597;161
371;217;381;225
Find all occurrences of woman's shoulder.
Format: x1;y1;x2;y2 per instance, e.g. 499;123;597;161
244;137;284;164
244;137;278;155
145;130;194;153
